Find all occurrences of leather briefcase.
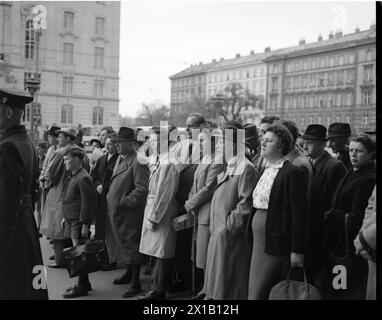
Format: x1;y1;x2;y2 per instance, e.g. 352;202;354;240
63;240;110;278
269;267;322;300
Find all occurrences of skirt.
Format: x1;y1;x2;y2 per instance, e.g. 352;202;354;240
248;209;290;300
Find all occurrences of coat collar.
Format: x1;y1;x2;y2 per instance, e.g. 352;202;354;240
216;155;246;188
112;152;136;177
0;125;27;142
312;150;331;174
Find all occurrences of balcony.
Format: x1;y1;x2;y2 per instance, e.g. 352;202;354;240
360;79;374;89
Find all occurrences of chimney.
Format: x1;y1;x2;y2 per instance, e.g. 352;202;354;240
264;47;271;52
355;25;360;33
318;33;323;41
250;50;255;55
212;59;216;63
236;53;241;58
220;57;224;61
335;29;343;38
299;38;306;45
328;31;334;39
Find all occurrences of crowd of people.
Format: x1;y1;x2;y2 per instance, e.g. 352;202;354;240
32;112;376;301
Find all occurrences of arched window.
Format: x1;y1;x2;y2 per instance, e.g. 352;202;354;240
61;104;73;124
93;106;103;125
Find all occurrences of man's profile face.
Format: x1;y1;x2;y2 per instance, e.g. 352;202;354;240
100;130;109;145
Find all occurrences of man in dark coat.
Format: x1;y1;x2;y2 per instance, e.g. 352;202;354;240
0;88;48;300
328;122;352;171
91;134;119;242
106;127;150;298
301;124;347;289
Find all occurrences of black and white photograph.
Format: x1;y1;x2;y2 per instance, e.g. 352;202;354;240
0;0;378;307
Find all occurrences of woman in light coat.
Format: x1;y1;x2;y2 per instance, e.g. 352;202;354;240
139;126;181;300
204;120;257;300
184;128;224;299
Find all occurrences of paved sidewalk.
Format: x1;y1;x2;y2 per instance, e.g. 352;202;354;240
40;237;190;300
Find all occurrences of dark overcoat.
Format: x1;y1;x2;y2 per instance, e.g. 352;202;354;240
305;151;347;275
106;152;149;265
323;163;376;299
0;125;48;300
91;153;119;240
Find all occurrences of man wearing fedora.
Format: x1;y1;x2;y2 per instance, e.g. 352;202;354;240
106;127;150;298
0;88;48;299
327;122;352;171
40;127;90;268
243;123;260;163
301;124;347;289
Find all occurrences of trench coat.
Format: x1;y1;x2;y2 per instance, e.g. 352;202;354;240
184;156;224;269
0;125;48;300
204;156;257;300
139;156;180;259
40;145;89;239
39;144;57;212
106;152;149;265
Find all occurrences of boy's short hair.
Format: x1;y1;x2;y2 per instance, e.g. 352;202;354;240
63;146;86;160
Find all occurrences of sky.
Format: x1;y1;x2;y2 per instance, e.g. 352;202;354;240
118;0;376;117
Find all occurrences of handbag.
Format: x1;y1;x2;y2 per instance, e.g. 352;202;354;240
63;240;110;278
269;267;322;300
328;213;352;275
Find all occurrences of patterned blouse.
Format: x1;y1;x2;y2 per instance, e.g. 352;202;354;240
252;158;284;210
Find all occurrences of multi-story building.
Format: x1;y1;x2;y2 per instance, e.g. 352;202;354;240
169;61;215;125
0;1;120;138
265;25;376;133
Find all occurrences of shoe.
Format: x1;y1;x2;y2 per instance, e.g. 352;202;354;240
113;272;132;285
49;255;55;261
63;285;88;299
102;262;117;271
191;293;206;300
137;290;165;300
48;262;65;269
122;284;142;298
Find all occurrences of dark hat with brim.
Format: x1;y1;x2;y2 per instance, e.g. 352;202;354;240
56;127;77;140
243;123;258;141
90;138;101;146
112;127;137;142
0;88;33;109
364;130;376;135
327;122;351;139
47;126;61;137
301;124;328;141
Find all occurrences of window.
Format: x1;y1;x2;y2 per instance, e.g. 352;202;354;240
364;113;369;125
94;80;104;97
363;65;373;81
363;91;371;105
311;59;316;69
271;77;278;91
300;117;305;126
346;114;351;123
92;107;104;125
347;93;353;106
329;56;334;67
326;115;331;126
63;77;73;96
320;58;325;68
303;96;307;107
286;77;291;90
339;55;344;65
348;53;355;64
25;19;37;59
95;47;104;68
64;11;74;31
319;95;324;107
61;105;73;124
336;94;342;107
63;42;74;64
294;62;299;71
366;50;372;61
328;94;333;107
310;96;315;108
317;115;322;124
95;17;105;35
303;61;308;70
309;116;313;124
347;70;355;84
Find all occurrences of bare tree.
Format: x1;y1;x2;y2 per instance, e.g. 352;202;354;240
135;102;170;126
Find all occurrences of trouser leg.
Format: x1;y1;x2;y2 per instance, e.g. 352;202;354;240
152;258;172;292
53;239;66;265
129;264;141;287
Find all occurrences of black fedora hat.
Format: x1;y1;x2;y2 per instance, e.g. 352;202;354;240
327;122;351;139
301;124;328;141
0;88;33;109
112;127;137;142
47;125;61;137
243;123;258;141
90;138;101;146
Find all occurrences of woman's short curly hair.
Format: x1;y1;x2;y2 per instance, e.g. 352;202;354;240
350;134;376;154
265;123;294;156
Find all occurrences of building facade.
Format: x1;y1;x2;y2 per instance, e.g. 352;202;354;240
265;26;376;133
0;1;120;139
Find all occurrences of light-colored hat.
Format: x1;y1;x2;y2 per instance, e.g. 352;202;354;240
56;127;77;139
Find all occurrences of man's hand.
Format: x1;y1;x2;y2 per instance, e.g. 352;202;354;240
61;218;65;230
81;224;90;239
353;236;364;255
96;185;103;195
146;220;157;232
290;252;304;268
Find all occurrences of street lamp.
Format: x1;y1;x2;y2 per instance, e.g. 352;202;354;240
210;93;226;123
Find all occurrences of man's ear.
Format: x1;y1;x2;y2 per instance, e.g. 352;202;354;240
5;107;13;119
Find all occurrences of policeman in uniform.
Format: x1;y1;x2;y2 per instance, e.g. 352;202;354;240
0;88;48;299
